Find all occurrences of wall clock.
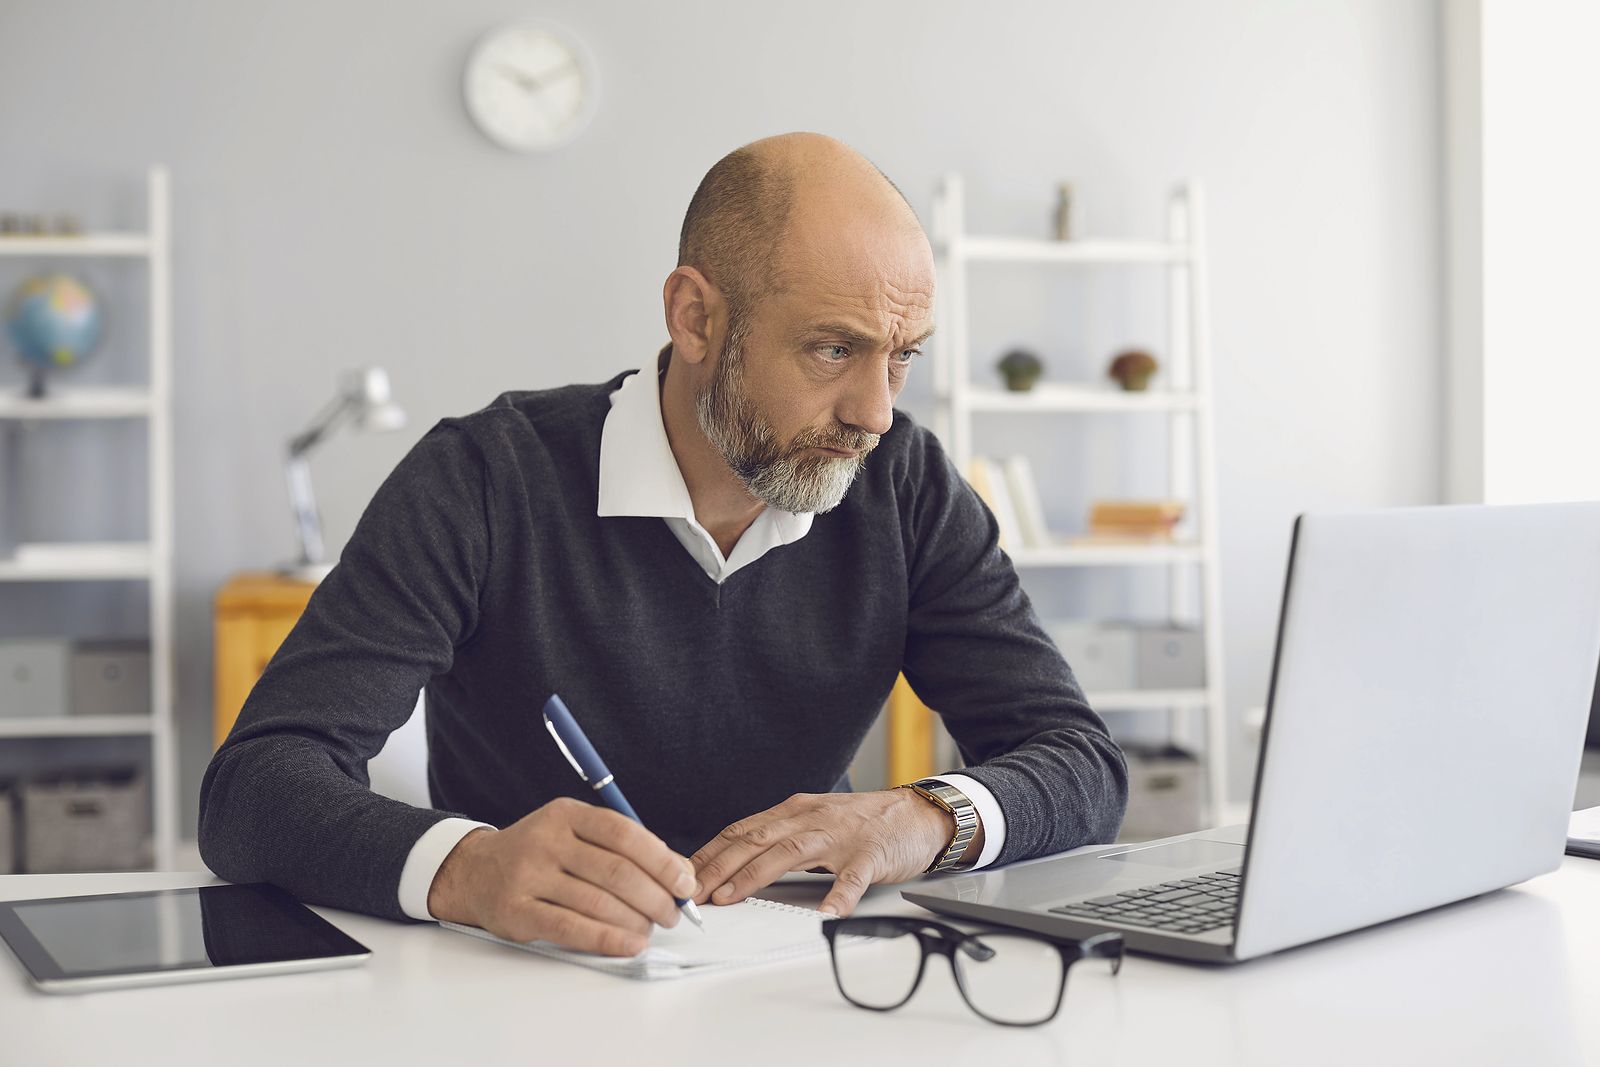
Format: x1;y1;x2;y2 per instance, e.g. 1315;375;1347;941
463;21;597;152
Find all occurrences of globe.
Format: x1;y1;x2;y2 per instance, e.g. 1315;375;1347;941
5;273;103;396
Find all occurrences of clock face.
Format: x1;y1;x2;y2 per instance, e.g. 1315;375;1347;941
463;22;596;152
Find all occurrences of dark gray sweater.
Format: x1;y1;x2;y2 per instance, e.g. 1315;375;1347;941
198;371;1127;921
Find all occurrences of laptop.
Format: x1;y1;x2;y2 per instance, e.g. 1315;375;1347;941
905;503;1600;963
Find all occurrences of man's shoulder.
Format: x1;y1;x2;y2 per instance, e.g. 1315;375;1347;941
432;371;632;457
840;407;959;521
874;407;949;479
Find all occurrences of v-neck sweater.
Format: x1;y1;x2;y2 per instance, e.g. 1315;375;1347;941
198;372;1129;922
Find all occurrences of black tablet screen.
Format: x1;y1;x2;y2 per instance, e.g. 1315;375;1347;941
1;884;367;981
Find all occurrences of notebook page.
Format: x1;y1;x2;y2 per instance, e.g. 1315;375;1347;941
442;897;839;980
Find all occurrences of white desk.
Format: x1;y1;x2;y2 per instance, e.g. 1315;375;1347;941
3;856;1597;1067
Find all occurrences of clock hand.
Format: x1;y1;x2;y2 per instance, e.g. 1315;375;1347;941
526;59;577;85
496;59;577;98
496;64;544;93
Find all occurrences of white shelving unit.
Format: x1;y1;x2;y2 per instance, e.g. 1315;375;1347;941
0;167;176;870
930;173;1228;822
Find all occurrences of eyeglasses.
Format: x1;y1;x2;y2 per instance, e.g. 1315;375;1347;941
821;916;1123;1027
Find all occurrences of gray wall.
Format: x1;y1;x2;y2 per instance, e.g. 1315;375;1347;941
0;0;1442;837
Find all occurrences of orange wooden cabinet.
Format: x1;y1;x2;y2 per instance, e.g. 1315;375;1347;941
886;675;938;785
212;572;318;748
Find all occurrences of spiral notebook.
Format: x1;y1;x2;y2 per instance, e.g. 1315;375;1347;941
442;897;847;980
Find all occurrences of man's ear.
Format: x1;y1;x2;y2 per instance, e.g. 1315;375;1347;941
663;266;722;366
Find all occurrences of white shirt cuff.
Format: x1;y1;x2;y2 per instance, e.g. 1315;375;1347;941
927;773;1006;870
397;817;493;921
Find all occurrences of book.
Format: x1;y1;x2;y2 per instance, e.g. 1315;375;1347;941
442;896;860;980
966;457;1024;550
1568;804;1600;860
1087;500;1185;536
1087;500;1187;526
1002;454;1050;548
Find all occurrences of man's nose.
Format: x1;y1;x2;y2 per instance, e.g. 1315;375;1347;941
836;360;895;438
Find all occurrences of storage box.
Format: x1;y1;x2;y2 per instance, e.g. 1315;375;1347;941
69;642;151;717
1047;622;1137;692
21;771;151;873
1118;744;1205;842
0;639;70;718
0;787;14;876
1135;626;1206;689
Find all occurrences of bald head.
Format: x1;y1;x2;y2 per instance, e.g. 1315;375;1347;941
677;133;923;321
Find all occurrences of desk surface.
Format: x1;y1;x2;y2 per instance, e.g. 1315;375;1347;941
3;857;1597;1067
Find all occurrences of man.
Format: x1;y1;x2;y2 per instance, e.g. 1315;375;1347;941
199;133;1127;958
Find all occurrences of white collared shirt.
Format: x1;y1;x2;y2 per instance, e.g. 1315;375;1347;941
596;351;814;582
396;352;1006;920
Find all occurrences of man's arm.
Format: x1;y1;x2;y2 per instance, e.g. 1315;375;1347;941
201;421;700;953
689;423;1126;915
899;429;1129;864
198;424;493;921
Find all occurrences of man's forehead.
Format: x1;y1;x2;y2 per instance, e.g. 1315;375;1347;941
774;226;932;305
769;263;935;342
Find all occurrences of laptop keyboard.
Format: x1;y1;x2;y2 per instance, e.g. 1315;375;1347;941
1048;867;1241;935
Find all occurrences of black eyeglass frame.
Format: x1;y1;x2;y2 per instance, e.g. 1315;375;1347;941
820;915;1124;1027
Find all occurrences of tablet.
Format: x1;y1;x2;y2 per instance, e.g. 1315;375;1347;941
0;883;371;994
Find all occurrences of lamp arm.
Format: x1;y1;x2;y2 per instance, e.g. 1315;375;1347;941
288;394;357;457
284;453;325;567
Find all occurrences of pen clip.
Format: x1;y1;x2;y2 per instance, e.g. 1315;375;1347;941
544;714;589;783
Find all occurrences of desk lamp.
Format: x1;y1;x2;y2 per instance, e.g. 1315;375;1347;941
282;367;407;582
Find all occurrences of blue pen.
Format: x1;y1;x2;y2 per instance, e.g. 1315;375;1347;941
542;694;705;932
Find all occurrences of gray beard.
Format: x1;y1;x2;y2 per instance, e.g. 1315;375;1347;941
694;326;876;515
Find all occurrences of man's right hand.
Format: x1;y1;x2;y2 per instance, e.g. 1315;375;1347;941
426;796;697;957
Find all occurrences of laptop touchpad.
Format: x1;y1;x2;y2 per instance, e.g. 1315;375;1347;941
1097;838;1244;868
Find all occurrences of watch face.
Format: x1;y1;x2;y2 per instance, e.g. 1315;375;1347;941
462;21;597;152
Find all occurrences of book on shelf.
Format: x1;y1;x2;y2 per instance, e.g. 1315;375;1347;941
1002;454;1051;548
1086;499;1186;540
964;457;1024;550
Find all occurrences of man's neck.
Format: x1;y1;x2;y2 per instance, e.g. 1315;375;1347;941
657;348;766;559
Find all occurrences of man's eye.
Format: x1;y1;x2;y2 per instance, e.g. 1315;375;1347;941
895;348;923;364
818;345;850;361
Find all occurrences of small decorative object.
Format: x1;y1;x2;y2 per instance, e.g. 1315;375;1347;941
996;349;1044;392
1053;182;1075;241
282;368;408;581
1108;348;1159;392
5;273;103;397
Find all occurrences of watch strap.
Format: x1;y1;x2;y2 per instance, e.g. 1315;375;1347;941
898;779;980;873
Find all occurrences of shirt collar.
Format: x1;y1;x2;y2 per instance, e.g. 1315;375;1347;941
596;347;814;544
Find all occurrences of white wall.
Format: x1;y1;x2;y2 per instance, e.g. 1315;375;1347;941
0;0;1443;832
1445;0;1600;506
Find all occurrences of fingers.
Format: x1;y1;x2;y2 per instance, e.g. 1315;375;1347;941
817;864;873;917
538;865;657;936
691;814;807;905
709;829;835;906
561;839;683;929
569;803;696;902
502;898;650;958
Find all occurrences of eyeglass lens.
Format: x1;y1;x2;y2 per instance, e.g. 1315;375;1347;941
832;920;1118;1026
953;931;1068;1025
832;924;924;1009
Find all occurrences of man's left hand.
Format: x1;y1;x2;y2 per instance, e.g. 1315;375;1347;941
689;789;979;916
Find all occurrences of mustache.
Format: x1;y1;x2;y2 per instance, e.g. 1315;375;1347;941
791;426;880;454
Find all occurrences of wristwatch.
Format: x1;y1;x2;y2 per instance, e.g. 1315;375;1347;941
898;779;981;873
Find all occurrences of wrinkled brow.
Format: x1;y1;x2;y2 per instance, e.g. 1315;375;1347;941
799;321;936;349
